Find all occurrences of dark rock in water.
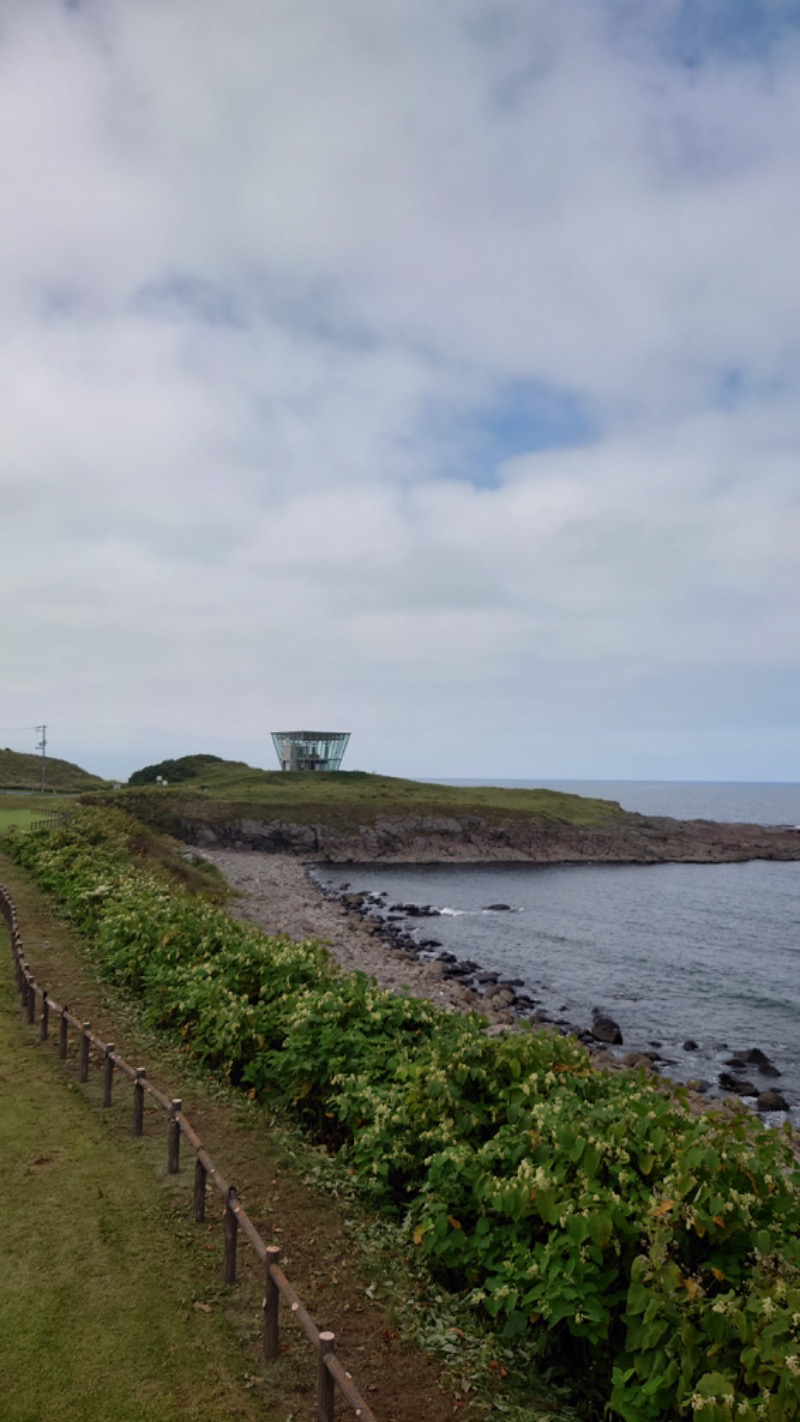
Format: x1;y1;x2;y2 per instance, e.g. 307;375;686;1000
719;1072;758;1096
339;882;351;890
476;970;499;984
650;1040;662;1048
591;1013;623;1045
743;1048;782;1077
437;951;457;963
418;938;442;949
723;1057;748;1070
484;903;512;911
757;1088;789;1112
683;1039;699;1052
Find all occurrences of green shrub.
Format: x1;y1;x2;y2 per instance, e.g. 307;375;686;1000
127;754;222;787
7;807;800;1421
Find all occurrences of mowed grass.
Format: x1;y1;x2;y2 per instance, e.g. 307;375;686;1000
0;804;66;832
0;808;39;831
0;972;277;1421
0;795;72;831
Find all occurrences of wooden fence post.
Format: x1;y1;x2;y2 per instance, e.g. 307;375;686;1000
100;1040;115;1103
19;962;27;1009
133;1068;146;1136
316;1331;336;1422
168;1099;182;1174
40;991;49;1041
103;1043;115;1106
27;979;36;1025
193;1157;207;1223
223;1186;238;1284
263;1245;282;1360
58;1006;68;1060
79;1023;91;1082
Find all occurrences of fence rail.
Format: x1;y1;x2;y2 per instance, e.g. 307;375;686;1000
29;812;71;833
0;883;378;1422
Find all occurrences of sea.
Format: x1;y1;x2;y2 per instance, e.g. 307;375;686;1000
314;782;800;1121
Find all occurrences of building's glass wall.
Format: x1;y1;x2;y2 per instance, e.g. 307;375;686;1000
271;731;351;772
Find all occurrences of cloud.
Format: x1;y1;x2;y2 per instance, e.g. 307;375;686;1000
1;0;799;779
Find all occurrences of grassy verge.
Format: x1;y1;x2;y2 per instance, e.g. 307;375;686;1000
8;809;800;1422
0;844;560;1422
0;964;278;1420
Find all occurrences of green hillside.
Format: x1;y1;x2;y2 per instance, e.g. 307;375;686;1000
0;748;106;793
109;755;629;833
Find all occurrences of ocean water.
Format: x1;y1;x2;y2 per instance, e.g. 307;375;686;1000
315;783;800;1118
440;779;800;827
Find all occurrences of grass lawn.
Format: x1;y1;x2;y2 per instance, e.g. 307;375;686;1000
0;807;58;832
0;972;279;1420
0;794;72;831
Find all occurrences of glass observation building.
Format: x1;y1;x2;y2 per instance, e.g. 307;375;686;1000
271;731;351;772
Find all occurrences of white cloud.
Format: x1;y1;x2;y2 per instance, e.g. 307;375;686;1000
1;0;799;779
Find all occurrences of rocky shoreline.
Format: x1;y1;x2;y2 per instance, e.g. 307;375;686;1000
200;847;790;1120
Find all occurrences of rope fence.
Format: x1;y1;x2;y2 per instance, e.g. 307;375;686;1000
0;882;379;1422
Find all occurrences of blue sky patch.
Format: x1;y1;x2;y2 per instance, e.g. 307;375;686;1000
669;0;800;67
447;379;594;486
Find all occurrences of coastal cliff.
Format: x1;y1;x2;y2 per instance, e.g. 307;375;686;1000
184;810;800;863
91;767;800;864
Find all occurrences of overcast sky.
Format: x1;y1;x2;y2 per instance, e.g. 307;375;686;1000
1;0;799;783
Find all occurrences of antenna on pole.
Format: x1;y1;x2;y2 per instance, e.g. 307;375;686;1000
35;725;47;792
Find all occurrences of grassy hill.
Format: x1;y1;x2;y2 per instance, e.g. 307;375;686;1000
0;748;106;793
106;755;629;836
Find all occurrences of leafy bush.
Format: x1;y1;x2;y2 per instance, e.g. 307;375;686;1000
7;807;800;1421
128;754;222;786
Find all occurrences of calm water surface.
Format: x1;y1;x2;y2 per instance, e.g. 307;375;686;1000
316;783;800;1116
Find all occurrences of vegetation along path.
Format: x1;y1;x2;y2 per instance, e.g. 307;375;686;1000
0;847;536;1422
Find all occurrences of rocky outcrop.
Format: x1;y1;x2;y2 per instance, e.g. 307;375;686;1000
187;811;800;865
591;1011;624;1045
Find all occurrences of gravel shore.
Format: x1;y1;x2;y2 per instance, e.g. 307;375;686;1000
201;848;517;1025
200;848;777;1120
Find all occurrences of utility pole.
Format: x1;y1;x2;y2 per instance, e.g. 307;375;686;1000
35;725;46;792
